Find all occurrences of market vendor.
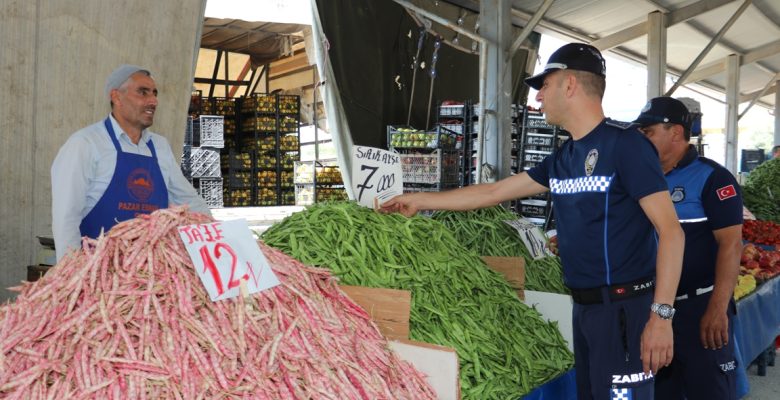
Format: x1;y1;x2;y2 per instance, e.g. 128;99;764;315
51;64;210;261
635;96;742;400
381;43;684;400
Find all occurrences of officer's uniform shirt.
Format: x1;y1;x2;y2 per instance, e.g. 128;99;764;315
527;119;668;290
665;145;743;294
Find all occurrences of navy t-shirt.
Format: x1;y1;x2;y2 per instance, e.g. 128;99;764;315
665;145;743;294
527;119;668;289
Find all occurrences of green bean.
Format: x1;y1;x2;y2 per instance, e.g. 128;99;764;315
262;201;573;399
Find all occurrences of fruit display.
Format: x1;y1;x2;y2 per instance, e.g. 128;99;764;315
281;189;295;205
228;171;252;188
316;166;343;185
241;136;276;152
734;274;757;300
256;188;277;206
281;153;298;170
389;127;457;149
241;116;276;132
316;188;348;202
278;95;299;114
240;94;276;113
220;152;251;170
256;171;277;187
740;243;780;283
202;98;236;116
743;219;780;246
280;134;299;151
224;188;251;206
223;118;236;135
256;154;276;170
280;171;294;188
280;116;299;132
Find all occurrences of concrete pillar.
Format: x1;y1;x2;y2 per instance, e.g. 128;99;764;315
775;80;780;147
725;54;740;174
480;0;513;181
647;11;667;99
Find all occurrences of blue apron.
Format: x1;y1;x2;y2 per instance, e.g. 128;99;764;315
79;118;169;238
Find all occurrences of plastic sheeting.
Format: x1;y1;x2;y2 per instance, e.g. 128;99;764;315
734;275;780;398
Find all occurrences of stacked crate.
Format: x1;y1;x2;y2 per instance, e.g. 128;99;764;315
182;114;225;208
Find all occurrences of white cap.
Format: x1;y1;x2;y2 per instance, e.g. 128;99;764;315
105;64;150;100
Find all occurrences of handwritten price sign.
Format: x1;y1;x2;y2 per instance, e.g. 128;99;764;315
351;145;403;208
178;219;280;301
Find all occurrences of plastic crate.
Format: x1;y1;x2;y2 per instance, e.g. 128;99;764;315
224;188;252;207
278;95;300;114
240;94;276;114
280;134;299;151
388;125;458;150
439;104;467;117
241;116;276;132
190;147;221;178
198;115;224;148
525;133;555;147
400;150;459;185
228;172;252;188
525;116;555;130
294;161;315;184
522;151;549;163
221;152;252;170
197;178;223;208
181;145;192;178
295;184;314;205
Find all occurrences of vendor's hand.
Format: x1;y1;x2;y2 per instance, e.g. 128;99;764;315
700;303;729;350
378;194;419;217
640;314;673;375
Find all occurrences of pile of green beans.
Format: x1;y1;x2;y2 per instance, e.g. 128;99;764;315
432;206;569;294
262;201;573;399
525;257;569;294
432;206;531;259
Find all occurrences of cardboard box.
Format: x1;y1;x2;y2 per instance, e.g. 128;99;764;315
339;285;411;340
481;256;525;300
390;339;460;400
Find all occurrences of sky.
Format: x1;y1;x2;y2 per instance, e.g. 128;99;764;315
529;35;777;165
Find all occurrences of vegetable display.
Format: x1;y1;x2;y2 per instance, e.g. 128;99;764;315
0;207;435;399
742;219;780;246
432;206;569;294
743;158;780;223
262;201;574;399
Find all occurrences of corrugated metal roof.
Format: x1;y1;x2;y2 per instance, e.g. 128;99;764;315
450;0;780;109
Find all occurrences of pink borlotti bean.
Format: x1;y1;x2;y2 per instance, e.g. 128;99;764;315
0;206;435;399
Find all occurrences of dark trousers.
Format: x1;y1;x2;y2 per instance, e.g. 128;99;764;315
573;291;655;400
654;292;737;400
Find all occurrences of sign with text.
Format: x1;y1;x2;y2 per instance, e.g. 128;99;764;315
351;145;403;208
178;219;280;301
504;219;554;260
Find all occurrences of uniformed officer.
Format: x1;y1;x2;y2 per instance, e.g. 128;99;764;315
380;43;684;400
635;97;742;400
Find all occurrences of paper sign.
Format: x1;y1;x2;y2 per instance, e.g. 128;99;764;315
351;145;403;208
504;218;554;260
178;219;280;301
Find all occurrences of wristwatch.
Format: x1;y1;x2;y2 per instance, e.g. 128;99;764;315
650;303;675;320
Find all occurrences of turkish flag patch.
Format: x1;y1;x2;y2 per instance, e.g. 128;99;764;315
716;185;737;201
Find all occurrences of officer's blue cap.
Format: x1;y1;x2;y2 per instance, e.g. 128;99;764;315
525;43;607;90
633;97;692;131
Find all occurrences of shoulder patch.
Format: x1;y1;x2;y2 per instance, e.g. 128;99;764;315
604;119;636;130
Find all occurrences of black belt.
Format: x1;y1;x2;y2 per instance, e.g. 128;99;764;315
570;277;655;305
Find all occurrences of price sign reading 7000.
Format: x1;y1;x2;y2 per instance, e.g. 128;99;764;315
351;145;404;208
178;219;280;301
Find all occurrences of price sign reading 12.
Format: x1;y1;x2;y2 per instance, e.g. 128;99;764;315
178;219;280;301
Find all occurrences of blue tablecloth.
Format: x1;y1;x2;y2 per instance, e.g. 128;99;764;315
523;369;577;400
734;275;780;398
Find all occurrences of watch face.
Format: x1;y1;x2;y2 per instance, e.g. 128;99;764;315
653;303;675;319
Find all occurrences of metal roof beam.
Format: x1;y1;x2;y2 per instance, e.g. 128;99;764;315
683;39;780;84
739;72;780;119
591;0;737;50
740;81;778;103
509;0;554;57
666;0;751;96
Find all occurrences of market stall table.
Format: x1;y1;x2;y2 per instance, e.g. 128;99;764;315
734;275;780;398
